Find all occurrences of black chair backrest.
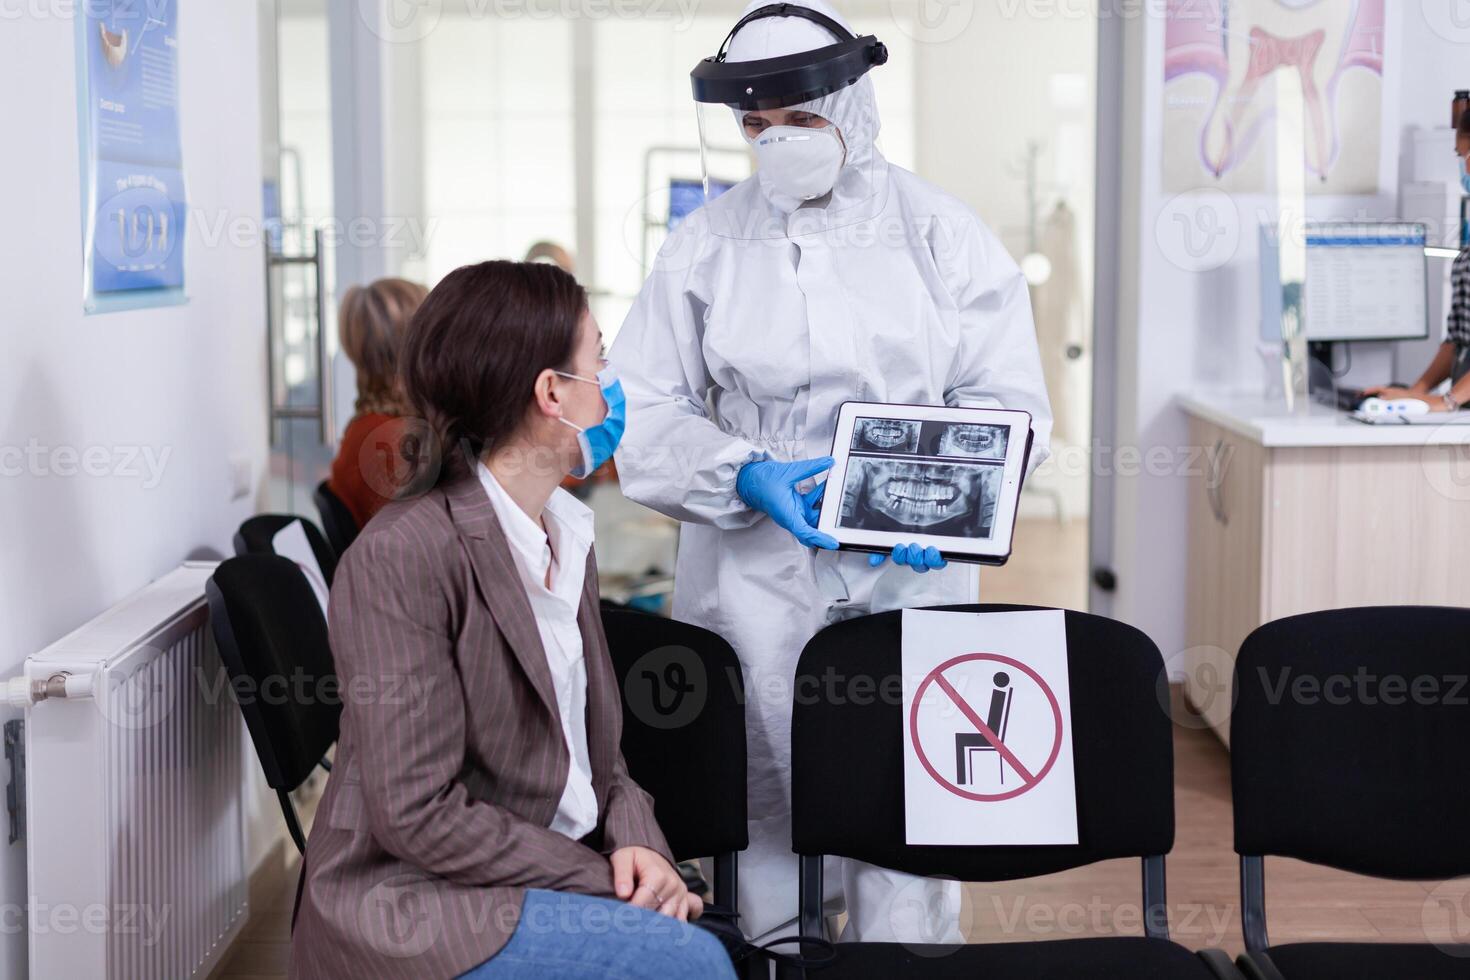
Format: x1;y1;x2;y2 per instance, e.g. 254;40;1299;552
601;608;749;861
206;555;341;793
791;604;1175;881
314;480;360;559
234;514;339;587
1232;606;1470;879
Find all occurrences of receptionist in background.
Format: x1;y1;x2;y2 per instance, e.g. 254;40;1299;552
1364;114;1470;412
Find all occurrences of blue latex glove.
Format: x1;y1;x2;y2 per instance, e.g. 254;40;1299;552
796;482;944;572
736;457;839;551
869;543;948;574
801;477;826;528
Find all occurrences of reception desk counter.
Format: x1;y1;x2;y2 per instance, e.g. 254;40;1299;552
1177;392;1470;744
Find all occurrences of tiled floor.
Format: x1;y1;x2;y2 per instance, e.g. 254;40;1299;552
216;864;294;979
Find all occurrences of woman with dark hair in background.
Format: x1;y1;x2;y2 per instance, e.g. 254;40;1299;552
290;261;732;980
326;277;428;528
1365;114;1470;411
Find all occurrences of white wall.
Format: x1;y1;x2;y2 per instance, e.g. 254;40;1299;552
0;5;272;975
914;5;1096;287
1109;4;1460;662
913;3;1097;517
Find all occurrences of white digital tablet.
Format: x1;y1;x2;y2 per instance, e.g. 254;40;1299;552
816;402;1034;566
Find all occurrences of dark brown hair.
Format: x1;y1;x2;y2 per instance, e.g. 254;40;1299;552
399;260;587;486
338;277;429;415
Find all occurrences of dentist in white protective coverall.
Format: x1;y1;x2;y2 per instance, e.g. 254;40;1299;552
609;0;1052;945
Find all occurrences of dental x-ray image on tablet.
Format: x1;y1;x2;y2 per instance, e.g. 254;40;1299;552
817;402;1033;565
924;422;1008;460
852;417;920;454
838;458;999;537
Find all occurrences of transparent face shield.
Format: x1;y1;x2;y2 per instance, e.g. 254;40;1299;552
693;95;849;195
689;4;888;239
691;100;758;210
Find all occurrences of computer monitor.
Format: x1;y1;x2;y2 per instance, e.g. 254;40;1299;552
668;177;734;230
1259;222;1429;343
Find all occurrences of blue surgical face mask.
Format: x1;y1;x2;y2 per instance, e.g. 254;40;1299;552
1460;154;1470;195
554;363;626;479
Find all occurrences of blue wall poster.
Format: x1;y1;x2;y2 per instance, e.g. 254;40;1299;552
77;0;186;313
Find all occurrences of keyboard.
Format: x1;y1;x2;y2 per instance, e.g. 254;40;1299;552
1313;386;1365;411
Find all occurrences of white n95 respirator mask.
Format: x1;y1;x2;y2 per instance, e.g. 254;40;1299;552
752;125;845;202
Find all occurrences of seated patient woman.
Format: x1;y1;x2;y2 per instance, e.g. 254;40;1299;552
327;276;429;528
290;261;734;980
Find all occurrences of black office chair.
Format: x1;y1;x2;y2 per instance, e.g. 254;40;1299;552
601;608;748;915
1231;606;1470;980
314;479;360;559
206;555;341;855
233;513;339;587
786;603;1242;979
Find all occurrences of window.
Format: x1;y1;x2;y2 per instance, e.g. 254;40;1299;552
421;17;576;284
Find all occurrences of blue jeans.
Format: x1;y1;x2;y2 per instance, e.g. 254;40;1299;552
459;889;736;980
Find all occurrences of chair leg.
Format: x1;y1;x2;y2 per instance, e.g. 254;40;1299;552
1237;951;1287;980
279;788;306;854
291;854;306;933
711;852;737;912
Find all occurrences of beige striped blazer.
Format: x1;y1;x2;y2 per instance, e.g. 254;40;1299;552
289;475;673;979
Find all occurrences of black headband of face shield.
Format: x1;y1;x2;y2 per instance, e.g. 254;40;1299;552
690;3;888;111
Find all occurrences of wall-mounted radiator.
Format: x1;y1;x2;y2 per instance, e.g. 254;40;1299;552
13;562;247;978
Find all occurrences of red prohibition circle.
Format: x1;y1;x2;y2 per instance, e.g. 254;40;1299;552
909;652;1064;803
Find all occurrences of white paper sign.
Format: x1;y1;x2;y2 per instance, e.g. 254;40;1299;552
272;520;331;616
901;608;1078;846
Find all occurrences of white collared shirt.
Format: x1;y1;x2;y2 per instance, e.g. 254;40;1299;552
477;463;599;840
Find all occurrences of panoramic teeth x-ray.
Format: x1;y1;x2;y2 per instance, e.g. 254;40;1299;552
837;415;1009;537
927;422;1009;460
838;458;999;538
852;417;921;453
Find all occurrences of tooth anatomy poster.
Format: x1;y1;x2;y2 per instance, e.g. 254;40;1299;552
77;0;186;312
1162;0;1387;195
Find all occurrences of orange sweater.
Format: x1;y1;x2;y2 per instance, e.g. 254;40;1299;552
328;413;408;529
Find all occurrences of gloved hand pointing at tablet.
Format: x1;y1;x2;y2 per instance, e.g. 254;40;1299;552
776;470;946;575
736;457;840;551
